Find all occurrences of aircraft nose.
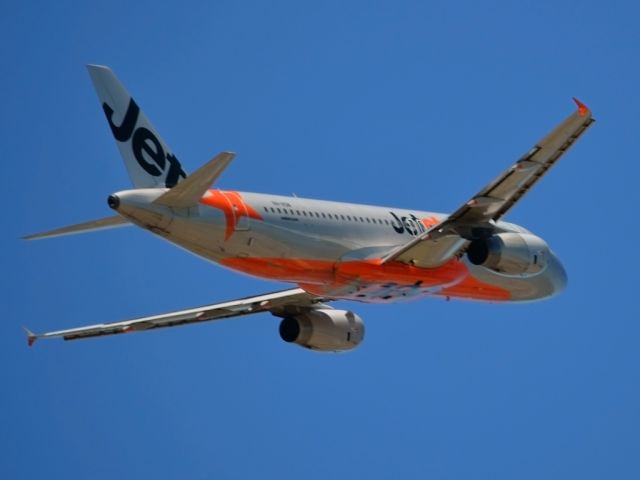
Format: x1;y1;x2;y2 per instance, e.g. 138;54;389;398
550;253;568;295
107;194;120;210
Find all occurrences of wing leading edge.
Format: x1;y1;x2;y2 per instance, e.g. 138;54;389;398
26;288;328;346
381;99;595;267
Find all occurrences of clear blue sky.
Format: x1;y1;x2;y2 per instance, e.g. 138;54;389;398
3;1;639;478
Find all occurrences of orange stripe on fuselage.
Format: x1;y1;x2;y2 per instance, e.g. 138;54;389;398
221;256;511;302
335;257;466;287
222;257;335;283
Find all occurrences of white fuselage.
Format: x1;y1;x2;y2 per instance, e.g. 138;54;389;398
112;188;567;303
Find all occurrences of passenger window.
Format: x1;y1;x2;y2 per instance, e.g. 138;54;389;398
277;208;282;213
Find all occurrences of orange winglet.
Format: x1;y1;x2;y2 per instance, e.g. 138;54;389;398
23;327;37;347
573;97;589;117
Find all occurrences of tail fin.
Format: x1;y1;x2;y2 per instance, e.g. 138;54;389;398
86;65;188;188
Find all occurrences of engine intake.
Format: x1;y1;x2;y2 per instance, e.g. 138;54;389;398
467;232;549;275
279;309;365;352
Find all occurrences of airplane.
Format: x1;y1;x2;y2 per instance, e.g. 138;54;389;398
23;65;595;351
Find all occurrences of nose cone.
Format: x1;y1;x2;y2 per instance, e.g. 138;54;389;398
549;253;568;296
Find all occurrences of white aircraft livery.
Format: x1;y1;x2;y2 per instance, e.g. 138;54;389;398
23;65;595;351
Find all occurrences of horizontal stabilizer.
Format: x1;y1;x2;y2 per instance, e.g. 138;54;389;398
23;215;130;240
154;151;235;208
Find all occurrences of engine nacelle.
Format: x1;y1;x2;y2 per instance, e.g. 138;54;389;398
467;232;549;275
279;309;365;352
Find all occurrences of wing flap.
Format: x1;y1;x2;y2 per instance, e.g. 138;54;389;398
389;234;467;267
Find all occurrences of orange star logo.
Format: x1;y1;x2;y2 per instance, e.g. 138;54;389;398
200;190;263;240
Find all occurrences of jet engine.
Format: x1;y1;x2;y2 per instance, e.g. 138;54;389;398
278;309;365;352
467;232;549;275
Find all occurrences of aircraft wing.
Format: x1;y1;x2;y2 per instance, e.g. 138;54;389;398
25;288;328;346
382;99;595;267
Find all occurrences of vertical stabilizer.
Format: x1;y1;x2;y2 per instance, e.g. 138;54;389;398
87;65;187;188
